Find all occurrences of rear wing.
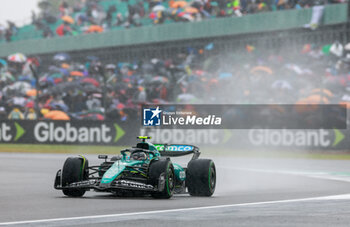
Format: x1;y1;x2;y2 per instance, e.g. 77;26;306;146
154;144;200;159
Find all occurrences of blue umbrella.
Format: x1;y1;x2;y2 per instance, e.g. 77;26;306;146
0;59;7;67
86;56;99;62
50;102;69;112
59;68;70;76
219;72;232;79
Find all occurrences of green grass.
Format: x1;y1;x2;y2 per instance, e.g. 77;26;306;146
0;144;350;160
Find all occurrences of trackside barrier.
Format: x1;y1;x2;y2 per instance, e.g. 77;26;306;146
1;120;348;149
140;128;349;150
0;120;138;145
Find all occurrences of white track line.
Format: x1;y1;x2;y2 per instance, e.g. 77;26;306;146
2;194;350;226
230;167;350;183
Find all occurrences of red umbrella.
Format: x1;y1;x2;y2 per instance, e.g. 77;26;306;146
81;77;100;87
26;101;34;108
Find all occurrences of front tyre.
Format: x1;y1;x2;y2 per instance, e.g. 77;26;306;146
149;159;175;199
61;156;88;197
186;159;216;196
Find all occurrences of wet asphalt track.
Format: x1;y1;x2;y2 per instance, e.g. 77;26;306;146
1;152;350;226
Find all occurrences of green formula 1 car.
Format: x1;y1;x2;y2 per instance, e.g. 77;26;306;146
54;136;216;198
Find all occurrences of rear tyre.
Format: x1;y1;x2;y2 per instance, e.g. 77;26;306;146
186;159;216;196
149;159;175;199
61;156;88;197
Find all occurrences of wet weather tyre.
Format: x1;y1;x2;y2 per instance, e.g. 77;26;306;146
187;159;216;196
61;157;88;197
149;159;175;199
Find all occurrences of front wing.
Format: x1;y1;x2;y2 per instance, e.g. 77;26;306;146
54;169;161;193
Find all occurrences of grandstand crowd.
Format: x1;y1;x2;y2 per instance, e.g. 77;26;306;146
0;0;345;43
0;41;349;120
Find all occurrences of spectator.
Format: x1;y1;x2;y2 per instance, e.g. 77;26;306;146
25;108;37;120
5;0;345;41
8;108;24;119
104;5;117;28
56;22;72;36
59;1;70;16
304;0;326;30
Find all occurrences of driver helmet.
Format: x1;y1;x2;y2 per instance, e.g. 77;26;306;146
131;152;147;160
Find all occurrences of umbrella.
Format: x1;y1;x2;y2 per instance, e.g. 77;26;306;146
339;101;350;109
53;53;71;62
26;89;37;97
70;71;84;77
7;96;27;107
0;59;7;68
44;110;70;120
149;12;157;20
150;76;169;84
250;66;273;75
177;93;197;103
271;80;293;90
49;102;69;112
50;73;63;79
310;88;333;97
3;81;32;95
81;77;100;87
322;44;332;55
86;25;104;33
105;64;116;70
82;84;102;93
86;56;99;61
80;113;105;120
0;72;15;82
152;5;166;11
339;94;350;109
345;43;350;51
219;72;232;79
61;15;74;24
8;53;27;63
184;7;199;14
296;95;330;105
330;42;343;57
170;1;188;8
26;101;34;108
180;14;194;21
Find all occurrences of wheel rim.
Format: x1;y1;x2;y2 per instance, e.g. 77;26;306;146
209;164;216;192
167;167;174;194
